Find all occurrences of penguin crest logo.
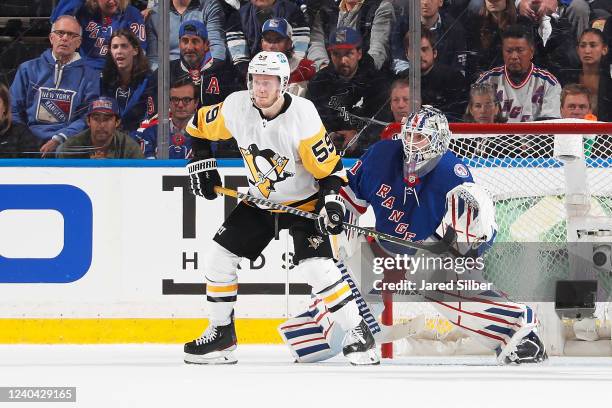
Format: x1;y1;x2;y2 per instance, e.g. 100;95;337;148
240;144;294;198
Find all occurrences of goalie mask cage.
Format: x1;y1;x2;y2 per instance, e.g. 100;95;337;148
381;120;612;358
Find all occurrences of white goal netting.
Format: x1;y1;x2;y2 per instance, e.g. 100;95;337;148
389;120;612;357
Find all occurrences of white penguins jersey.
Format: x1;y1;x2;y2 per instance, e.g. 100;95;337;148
476;64;561;122
186;90;346;212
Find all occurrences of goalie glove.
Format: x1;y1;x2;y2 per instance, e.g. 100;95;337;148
440;182;497;253
187;158;221;200
315;194;345;236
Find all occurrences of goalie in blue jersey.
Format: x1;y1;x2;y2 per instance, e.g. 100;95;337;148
279;106;548;364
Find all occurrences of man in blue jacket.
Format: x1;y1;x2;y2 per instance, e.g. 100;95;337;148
51;0;147;72
10;15;100;156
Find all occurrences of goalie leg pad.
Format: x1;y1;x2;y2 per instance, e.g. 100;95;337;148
204;242;242;326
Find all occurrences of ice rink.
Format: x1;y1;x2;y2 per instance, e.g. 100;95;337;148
0;344;611;408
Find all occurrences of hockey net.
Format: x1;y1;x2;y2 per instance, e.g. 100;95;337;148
385;120;612;357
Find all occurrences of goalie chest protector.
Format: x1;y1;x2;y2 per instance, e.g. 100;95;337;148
344;139;473;241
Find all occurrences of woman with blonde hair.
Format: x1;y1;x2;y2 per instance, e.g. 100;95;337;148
0;83;41;158
51;0;147;71
463;82;506;124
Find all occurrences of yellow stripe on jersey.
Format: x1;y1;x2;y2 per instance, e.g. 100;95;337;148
186;103;233;141
297;125;347;181
323;283;351;304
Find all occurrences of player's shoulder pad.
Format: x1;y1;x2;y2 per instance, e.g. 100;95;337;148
436;151;472;181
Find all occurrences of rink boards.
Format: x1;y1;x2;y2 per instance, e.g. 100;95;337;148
0;160;330;344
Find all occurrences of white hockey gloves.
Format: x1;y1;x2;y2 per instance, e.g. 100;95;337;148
440;182;497;252
187;158;222;200
315;194;345;236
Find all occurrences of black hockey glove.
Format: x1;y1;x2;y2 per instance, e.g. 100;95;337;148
315;194;345;236
187;158;221;200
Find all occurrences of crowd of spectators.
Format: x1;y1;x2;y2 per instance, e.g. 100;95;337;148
0;0;611;159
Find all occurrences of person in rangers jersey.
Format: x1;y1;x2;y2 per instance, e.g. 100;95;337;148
51;0;147;72
183;51;379;366
476;24;561;123
281;106;549;365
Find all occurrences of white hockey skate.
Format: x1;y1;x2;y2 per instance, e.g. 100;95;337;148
496;308;548;364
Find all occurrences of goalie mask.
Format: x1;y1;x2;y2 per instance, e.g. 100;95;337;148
247;51;291;107
401;106;451;183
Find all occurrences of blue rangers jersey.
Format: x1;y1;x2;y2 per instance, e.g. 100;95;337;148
341;139;473;242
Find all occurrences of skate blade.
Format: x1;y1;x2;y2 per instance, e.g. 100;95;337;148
184;350;237;365
346;349;381;366
496;324;537;365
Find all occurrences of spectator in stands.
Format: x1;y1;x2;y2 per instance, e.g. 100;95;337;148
220;0;250;80
51;0;146;72
307;0;395;71
559;83;594;119
558;29;611;121
389;77;410;122
476;24;562;122
0;84;41;158
239;0;310;62
391;0;467;75
101;29;154;132
10;15;100;157
260;18;316;96
465;0;517;82
159;20;238;107
516;0;576;77
307;27;389;156
398;28;468;121
146;0;226;70
131;78;196;159
57;96;143;158
517;0;590;41
463;82;506;123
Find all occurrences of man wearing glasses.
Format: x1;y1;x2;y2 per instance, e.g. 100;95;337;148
9;15;100;157
132;78;201;159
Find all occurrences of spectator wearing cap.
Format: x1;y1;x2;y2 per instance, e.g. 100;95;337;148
57;96;144;158
10;15;100;157
307;27;389;157
146;0;227;70
51;0;146;72
307;0;395;71
239;0;310;62
391;0;467;75
100;28;155;133
153;20;239;108
261;18;316;96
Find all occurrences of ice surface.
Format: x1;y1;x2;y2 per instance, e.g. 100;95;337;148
0;345;611;408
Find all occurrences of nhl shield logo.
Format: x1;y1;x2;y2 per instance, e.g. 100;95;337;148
36;87;76;124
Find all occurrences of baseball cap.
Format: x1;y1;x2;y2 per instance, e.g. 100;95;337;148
179;20;208;40
262;18;292;39
88;97;119;116
328;27;362;50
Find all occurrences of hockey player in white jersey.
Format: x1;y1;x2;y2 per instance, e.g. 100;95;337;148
183;51;379;365
280;106;548;364
476;24;561;122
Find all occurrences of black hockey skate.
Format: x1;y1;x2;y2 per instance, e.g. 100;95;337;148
184;319;238;365
498;330;548;364
342;319;380;365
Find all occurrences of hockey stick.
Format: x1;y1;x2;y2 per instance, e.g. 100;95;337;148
214;186;452;254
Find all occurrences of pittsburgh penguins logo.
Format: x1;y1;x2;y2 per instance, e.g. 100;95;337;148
240;144;294;198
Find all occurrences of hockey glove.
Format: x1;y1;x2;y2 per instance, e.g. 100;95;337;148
187;158;221;200
315;194;345;236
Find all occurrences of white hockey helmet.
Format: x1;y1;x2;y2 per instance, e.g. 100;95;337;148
247;51;291;104
401;105;451;181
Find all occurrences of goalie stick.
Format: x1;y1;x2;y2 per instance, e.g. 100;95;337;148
214;186;455;255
